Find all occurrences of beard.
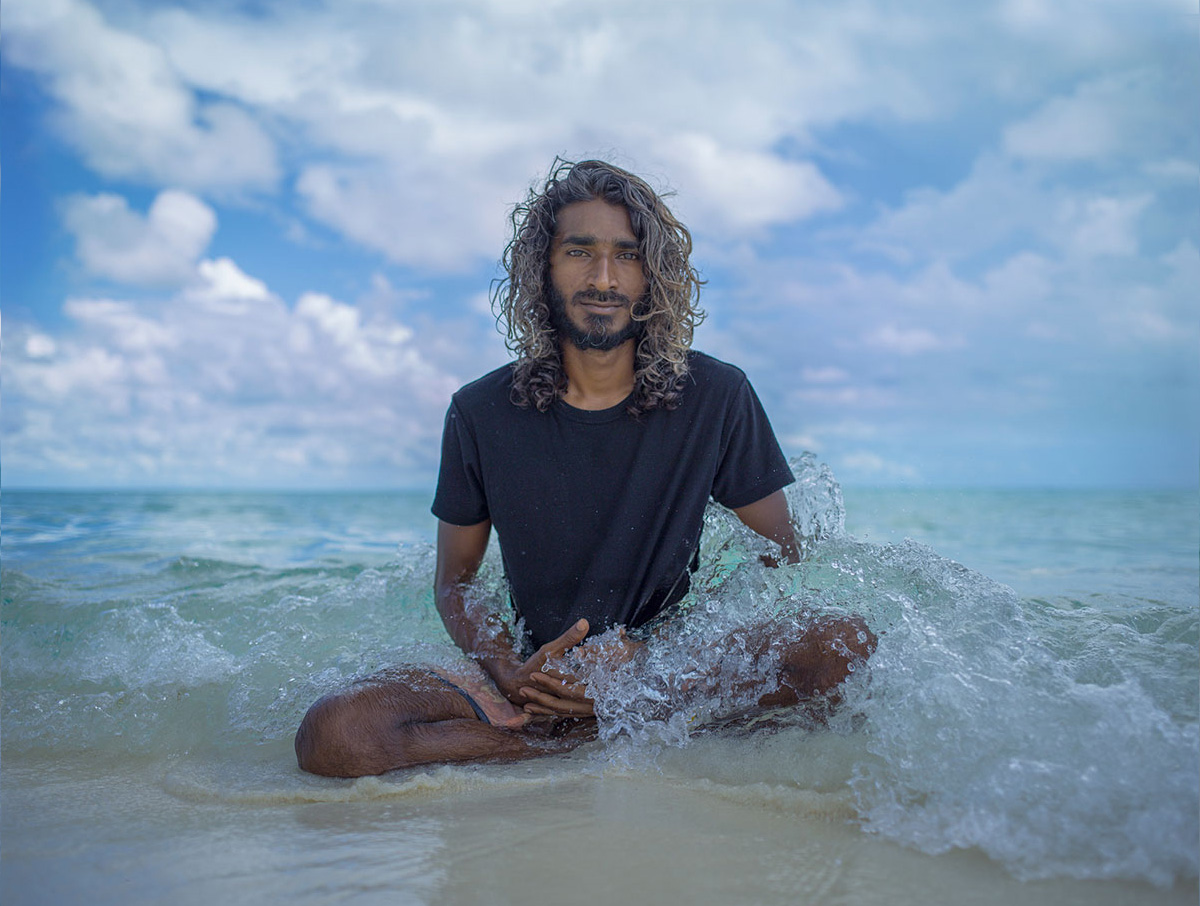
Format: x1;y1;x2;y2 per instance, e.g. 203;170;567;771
548;285;644;352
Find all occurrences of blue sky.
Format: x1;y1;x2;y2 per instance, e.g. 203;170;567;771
2;0;1197;490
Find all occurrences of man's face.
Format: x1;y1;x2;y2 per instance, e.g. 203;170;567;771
548;198;648;352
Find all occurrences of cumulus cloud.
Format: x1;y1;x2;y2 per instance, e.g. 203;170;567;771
3;0;939;265
3;0;1196;486
63;190;217;285
705;127;1194;482
63;298;178;354
1057;194;1151;258
653;134;843;232
5;0;278;190
187;258;272;307
2;257;464;487
24;334;57;359
1004;69;1186;163
863;325;962;355
10;0;1191;267
295;160;516;271
802;366;851;384
838;451;919;482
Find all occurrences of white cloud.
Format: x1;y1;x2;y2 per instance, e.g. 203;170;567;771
6;0;278;191
63;190;216;285
63;298;178;353
983;252;1056;304
1097;241;1200;346
295;161;515;271
1004;79;1123;161
11;0;1191;268
186;258;273;309
853;155;1045;264
2;256;463;487
1058;194;1151;258
298;293;360;347
838;451;919;481
653;134;843;232
1;0;993;264
792;385;891;406
863;325;962;355
1145;158;1200;182
1004;68;1188;163
782;432;823;453
802;366;851;384
3;0;1196;487
24;334;57;359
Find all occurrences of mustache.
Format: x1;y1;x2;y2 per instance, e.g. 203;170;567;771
573;289;632;307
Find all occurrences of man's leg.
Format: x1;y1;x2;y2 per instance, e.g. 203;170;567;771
753;614;876;709
294;665;590;778
676;614;876;716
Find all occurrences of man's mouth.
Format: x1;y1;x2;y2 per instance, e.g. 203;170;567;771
574;292;629;312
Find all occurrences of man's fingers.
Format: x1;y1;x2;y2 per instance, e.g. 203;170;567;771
537;665;582;686
519;685;595;717
538;619;590;660
529;671;588;701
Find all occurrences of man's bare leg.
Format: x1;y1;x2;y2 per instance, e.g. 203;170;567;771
643;614;876;718
755;614;876;708
729;614;876;711
294;663;593;778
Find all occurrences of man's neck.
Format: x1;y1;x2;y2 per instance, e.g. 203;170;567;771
560;340;636;410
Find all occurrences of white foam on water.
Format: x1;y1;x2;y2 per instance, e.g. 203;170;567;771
845;543;1200;886
2;466;1196;887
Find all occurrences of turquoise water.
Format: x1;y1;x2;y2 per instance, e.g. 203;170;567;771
2;466;1197;892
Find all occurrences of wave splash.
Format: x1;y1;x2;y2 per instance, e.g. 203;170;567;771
552;453;1198;886
2;457;1196;886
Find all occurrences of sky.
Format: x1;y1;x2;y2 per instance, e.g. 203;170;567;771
2;0;1197;490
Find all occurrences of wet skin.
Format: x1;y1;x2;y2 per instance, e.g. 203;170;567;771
294;615;876;778
294;197;876;778
548;198;647;355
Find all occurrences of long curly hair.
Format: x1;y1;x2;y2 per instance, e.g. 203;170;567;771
492;158;706;416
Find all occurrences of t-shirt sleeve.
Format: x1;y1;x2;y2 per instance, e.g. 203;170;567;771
711;375;794;510
431;399;491;525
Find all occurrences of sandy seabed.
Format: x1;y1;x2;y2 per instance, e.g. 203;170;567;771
3;742;1194;906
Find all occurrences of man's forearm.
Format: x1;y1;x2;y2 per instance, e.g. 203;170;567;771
434;580;524;689
733;490;801;564
436;591;596;714
433;515;595;713
434;518;527;691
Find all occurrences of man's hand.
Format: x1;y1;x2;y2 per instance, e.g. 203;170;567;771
520;624;646;718
489;619;596;718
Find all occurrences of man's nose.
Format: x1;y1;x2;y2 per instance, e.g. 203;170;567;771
589;255;616;291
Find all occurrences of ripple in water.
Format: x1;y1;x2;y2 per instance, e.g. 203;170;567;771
1;459;1195;886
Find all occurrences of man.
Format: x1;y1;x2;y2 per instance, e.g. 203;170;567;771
295;160;874;778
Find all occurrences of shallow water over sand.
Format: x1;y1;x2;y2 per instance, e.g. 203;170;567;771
3;470;1197;903
5;743;1195;906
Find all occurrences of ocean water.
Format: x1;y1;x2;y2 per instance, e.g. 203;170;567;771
2;459;1197;905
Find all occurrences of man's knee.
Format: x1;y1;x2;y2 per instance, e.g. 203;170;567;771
294;692;379;777
837;615;877;662
776;614;876;699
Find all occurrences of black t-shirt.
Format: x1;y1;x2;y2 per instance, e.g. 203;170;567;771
432;351;793;649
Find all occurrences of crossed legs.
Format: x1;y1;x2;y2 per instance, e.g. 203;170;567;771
295;615;876;778
294;664;588;778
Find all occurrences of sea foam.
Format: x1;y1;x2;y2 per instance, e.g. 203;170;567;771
1;466;1196;886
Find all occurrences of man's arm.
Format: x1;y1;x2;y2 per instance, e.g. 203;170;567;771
434;519;595;715
434;518;510;663
733;489;800;565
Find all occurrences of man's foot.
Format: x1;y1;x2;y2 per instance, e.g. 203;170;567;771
429;662;530;729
